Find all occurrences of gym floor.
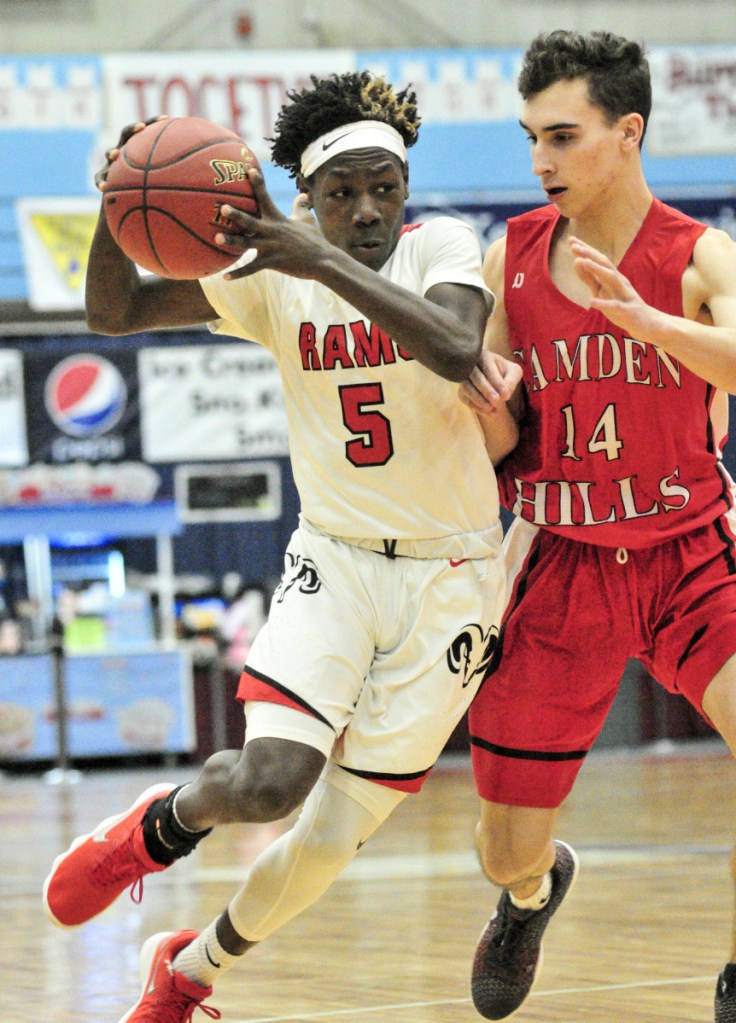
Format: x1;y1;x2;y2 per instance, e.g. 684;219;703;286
4;739;734;1022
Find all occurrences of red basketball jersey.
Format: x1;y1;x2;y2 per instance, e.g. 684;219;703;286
497;198;732;548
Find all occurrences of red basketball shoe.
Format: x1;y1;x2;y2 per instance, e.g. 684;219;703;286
43;782;176;928
119;930;221;1023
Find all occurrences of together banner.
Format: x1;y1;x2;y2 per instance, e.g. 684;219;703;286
1;45;734;307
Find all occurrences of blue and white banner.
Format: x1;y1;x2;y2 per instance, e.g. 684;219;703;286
0;649;194;760
101;50;354;166
648;47;736;156
0;46;735;305
139;343;289;462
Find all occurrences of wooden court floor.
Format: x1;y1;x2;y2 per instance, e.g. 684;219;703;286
3;739;736;1023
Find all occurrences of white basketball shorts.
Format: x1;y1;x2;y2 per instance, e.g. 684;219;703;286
238;518;506;793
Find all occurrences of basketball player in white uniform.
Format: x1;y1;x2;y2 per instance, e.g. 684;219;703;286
43;72;521;1022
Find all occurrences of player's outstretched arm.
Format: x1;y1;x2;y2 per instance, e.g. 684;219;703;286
571;231;736;394
85;119;216;336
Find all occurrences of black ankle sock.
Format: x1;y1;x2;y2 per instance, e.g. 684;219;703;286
141;785;212;866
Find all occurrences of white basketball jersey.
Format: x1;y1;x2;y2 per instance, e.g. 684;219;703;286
200;217;500;551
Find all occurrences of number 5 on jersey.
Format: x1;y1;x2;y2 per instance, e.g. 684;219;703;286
339;383;394;467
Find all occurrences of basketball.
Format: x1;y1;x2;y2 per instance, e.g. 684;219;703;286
103;116;260;280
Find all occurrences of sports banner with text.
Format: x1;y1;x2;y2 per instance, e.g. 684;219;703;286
138;343;289;463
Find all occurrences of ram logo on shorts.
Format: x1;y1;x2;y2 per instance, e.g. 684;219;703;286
447;624;499;687
274;553;321;603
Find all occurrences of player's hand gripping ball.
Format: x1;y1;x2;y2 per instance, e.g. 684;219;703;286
103;116;261;279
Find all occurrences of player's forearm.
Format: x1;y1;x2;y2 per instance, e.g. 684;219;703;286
85;208;145;335
84;203;165;335
86;208;215;335
644;310;736;394
475;405;520;466
313;250;482;381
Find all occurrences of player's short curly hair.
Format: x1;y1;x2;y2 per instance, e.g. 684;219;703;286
270;71;420;179
519;30;651;141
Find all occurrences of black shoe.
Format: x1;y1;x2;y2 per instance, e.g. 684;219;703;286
471;840;579;1020
715;963;736;1022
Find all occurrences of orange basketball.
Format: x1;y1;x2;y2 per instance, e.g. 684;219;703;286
103;116;260;279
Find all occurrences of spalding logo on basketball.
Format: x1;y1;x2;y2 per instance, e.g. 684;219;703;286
45;354;127;437
104;116;261;280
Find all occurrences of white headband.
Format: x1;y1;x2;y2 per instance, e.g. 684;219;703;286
300;120;407;178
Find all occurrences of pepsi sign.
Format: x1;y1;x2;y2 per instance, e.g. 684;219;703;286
23;347;141;466
44;354;127;437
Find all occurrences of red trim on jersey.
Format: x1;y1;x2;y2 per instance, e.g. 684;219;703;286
237;670;320;719
380;777;431;793
377;771;430;793
239;671;432;792
341;765;432;793
400;222;423;235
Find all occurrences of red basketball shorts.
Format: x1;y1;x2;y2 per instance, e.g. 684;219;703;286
470;513;736;809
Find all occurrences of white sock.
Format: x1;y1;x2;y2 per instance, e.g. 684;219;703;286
172;921;242;987
509;871;552;911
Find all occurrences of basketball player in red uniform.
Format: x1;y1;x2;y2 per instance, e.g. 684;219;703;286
460;30;736;1022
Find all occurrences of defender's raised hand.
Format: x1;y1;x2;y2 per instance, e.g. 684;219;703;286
570;236;657;340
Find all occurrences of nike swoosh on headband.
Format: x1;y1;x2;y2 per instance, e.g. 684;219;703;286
322;132;351;151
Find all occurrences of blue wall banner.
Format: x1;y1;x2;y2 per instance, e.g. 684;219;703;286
648;47;736;156
101;50;354;167
0;46;734;306
0;649;194;760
